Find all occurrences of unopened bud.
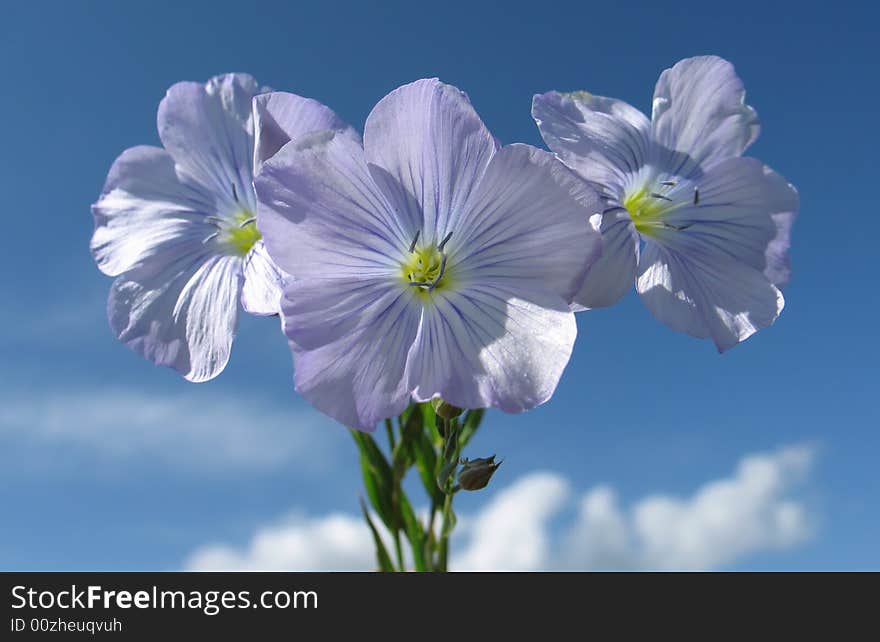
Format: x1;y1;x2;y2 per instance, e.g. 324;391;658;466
457;455;502;491
432;398;463;420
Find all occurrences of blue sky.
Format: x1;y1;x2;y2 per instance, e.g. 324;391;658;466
1;0;877;570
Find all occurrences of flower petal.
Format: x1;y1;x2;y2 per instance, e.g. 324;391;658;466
453;143;603;303
652;156;798;287
255;130;409;280
637;241;783;352
572;207;639;310
241;241;285;315
635;155;795;350
283;279;420;431
91;146;215;276
405;283;576;413
651;56;760;174
532;90;651;198
109;249;242;382
363;78;499;243
252;91;359;172
158;73;267;211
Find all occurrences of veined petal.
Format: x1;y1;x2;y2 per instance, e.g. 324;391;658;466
284;279;420;432
256;130;408;280
651;56;760;175
158;73;267;211
405;284;577;413
572;207;639;310
253;91;359;172
241;241;285;315
363;78;499;243
454;144;603;303
109;248;242;382
532;90;651;198
283;277;404;351
652;156;798;287
91;145;215;276
637;241;783;352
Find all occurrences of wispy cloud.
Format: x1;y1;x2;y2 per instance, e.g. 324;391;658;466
184;444;816;571
0;387;344;474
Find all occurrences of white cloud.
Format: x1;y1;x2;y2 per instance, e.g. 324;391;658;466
184;444;816;571
186;513;374;572
0;388;343;473
453;473;570;570
556;444;814;570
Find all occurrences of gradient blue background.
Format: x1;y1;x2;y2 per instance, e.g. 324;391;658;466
1;0;876;570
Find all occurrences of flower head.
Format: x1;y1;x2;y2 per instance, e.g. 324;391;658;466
533;56;798;351
255;79;602;431
91;73;352;381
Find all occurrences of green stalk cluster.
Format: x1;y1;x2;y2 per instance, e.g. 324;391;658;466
350;403;486;572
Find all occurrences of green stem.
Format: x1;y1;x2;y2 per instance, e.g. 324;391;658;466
384;418;406;570
437;491;454;571
393;529;405;571
356;402;485;572
385;418;396;451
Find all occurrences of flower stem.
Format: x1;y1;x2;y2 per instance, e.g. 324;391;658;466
355;402;485;572
393;529;405;571
385;418;396;450
437;491;454;571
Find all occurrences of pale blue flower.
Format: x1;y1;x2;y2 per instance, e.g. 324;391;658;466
92;73;352;381
533;56;798;351
255;79;603;431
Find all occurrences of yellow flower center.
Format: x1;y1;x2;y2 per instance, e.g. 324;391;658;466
224;209;261;256
401;237;453;297
623;179;695;237
624;185;670;236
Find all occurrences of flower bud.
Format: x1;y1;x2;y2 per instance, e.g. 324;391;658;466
432;398;463;420
457;455;502;491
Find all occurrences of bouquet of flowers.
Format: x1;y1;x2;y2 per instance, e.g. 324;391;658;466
91;57;797;571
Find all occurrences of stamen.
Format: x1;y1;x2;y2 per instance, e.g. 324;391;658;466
438;231;453;251
231;183;239;203
405;231;452;291
660;180;677;187
205;216;225;227
693;188;700;205
239;217;257;228
428;254;448;291
202;231;219;244
650;192;672;201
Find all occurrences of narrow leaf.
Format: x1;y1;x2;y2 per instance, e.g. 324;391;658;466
359;498;395;572
412;433;445;507
398;492;428;571
436;461;457;491
351;432;395;530
421;402;442;446
458;408;485;450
